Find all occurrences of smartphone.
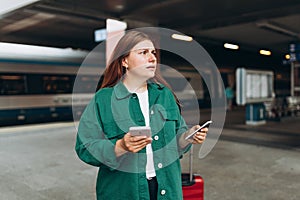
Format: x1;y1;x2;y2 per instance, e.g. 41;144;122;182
129;126;151;137
185;120;212;140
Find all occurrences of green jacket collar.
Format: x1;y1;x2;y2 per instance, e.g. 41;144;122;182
114;80;165;100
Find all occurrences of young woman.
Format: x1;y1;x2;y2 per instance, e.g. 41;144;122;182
75;31;208;200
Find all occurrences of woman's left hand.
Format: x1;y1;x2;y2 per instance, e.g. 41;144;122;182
186;125;208;144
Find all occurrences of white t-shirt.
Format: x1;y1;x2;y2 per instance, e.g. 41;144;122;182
136;90;156;179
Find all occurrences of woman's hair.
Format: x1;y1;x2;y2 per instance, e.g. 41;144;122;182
99;30;181;109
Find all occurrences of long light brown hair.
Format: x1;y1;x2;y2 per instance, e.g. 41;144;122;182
99;30;181;109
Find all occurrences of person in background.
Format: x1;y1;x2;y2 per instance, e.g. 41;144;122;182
225;85;234;110
75;31;208;200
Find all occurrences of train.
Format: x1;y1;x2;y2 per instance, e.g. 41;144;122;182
0;42;225;126
0;43;105;126
0;42;291;126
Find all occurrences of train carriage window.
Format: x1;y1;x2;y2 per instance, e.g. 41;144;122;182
42;75;74;94
27;74;43;94
0;74;27;95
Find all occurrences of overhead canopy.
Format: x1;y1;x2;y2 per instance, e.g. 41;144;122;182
0;0;300;56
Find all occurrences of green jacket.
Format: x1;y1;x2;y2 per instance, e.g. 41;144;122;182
75;81;191;200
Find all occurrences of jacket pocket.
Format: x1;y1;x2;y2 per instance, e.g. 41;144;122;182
157;108;178;148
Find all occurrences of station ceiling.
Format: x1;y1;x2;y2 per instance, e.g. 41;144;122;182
1;0;300;57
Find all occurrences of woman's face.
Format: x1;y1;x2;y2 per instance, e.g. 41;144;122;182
122;40;157;80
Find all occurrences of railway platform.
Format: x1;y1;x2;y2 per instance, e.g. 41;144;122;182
0;107;299;200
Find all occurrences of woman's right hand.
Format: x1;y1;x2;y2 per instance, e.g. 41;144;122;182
123;133;152;152
115;133;152;157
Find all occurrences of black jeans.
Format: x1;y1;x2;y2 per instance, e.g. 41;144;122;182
147;177;158;200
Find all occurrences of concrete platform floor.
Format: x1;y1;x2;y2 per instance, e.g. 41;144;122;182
0;114;299;200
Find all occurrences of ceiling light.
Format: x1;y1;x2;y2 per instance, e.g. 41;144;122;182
285;54;290;60
224;43;239;50
115;5;124;10
259;49;271;56
171;34;193;42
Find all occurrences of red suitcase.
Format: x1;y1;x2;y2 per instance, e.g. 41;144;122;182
182;145;204;200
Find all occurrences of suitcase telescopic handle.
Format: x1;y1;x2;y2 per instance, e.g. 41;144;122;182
189;145;194;183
